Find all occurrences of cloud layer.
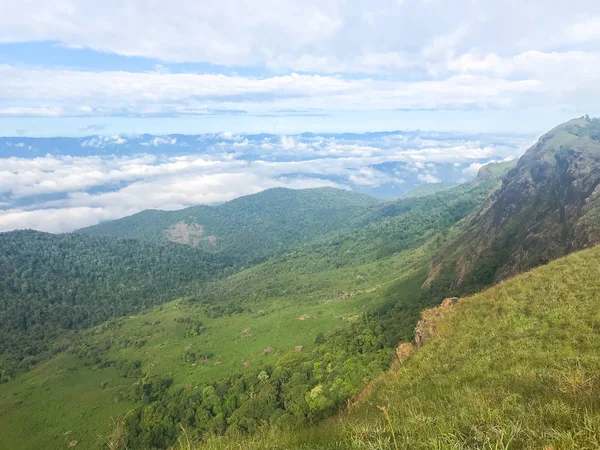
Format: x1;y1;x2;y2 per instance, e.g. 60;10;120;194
0;131;532;232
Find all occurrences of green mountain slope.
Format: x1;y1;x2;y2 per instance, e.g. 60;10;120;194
0;230;228;380
77;187;381;265
428;117;600;293
0;168;510;450
199;243;600;449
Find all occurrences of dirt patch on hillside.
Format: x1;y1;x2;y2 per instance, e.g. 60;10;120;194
165;222;217;247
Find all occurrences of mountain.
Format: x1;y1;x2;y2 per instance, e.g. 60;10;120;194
77;187;380;265
200;241;600;449
400;182;457;199
2;118;599;450
428;116;600;292
0;167;510;449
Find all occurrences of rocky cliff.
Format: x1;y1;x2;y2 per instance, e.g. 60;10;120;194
429;116;600;292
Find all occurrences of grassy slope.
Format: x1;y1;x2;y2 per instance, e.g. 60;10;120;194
0;356;132;450
202;244;600;449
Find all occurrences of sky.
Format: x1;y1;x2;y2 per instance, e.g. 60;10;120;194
0;0;598;232
1;0;599;135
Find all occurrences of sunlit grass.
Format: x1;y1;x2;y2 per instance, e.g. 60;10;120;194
197;245;600;449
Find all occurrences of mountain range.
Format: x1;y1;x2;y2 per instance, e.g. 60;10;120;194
1;117;600;449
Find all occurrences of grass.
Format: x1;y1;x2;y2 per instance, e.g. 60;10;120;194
0;244;431;449
0;355;131;450
197;244;600;449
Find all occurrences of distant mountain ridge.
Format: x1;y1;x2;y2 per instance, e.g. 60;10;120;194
400;182;457;199
77;187;381;265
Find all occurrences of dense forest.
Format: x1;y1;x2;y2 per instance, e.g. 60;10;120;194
0;231;230;381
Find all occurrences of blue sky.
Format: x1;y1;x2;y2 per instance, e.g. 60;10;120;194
1;0;600;136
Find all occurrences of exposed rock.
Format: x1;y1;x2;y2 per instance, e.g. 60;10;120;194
295;345;303;352
263;346;274;355
428;117;600;290
414;297;459;348
165;221;217;247
395;343;414;362
299;314;310;321
440;297;459;308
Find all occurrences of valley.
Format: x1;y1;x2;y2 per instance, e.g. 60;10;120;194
2;117;600;449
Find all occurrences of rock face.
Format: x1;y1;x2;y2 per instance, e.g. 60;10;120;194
393;297;459;363
414;297;459;348
429;117;600;291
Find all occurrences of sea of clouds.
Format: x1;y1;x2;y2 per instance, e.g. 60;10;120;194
0;130;534;233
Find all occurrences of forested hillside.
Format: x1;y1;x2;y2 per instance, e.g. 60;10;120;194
191;165;513;319
78;187;381;265
0;231;229;381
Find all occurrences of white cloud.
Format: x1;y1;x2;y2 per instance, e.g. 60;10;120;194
462;162;487;176
0;0;597;122
0;106;63;117
1;0;598;72
417;173;441;183
564;17;600;44
81;135;126;148
0;64;557;116
347;168;399;186
0;132;530;232
141;137;177;147
78;124;106;132
0;207;114;233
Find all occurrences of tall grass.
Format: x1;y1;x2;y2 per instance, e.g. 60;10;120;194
196;245;600;449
